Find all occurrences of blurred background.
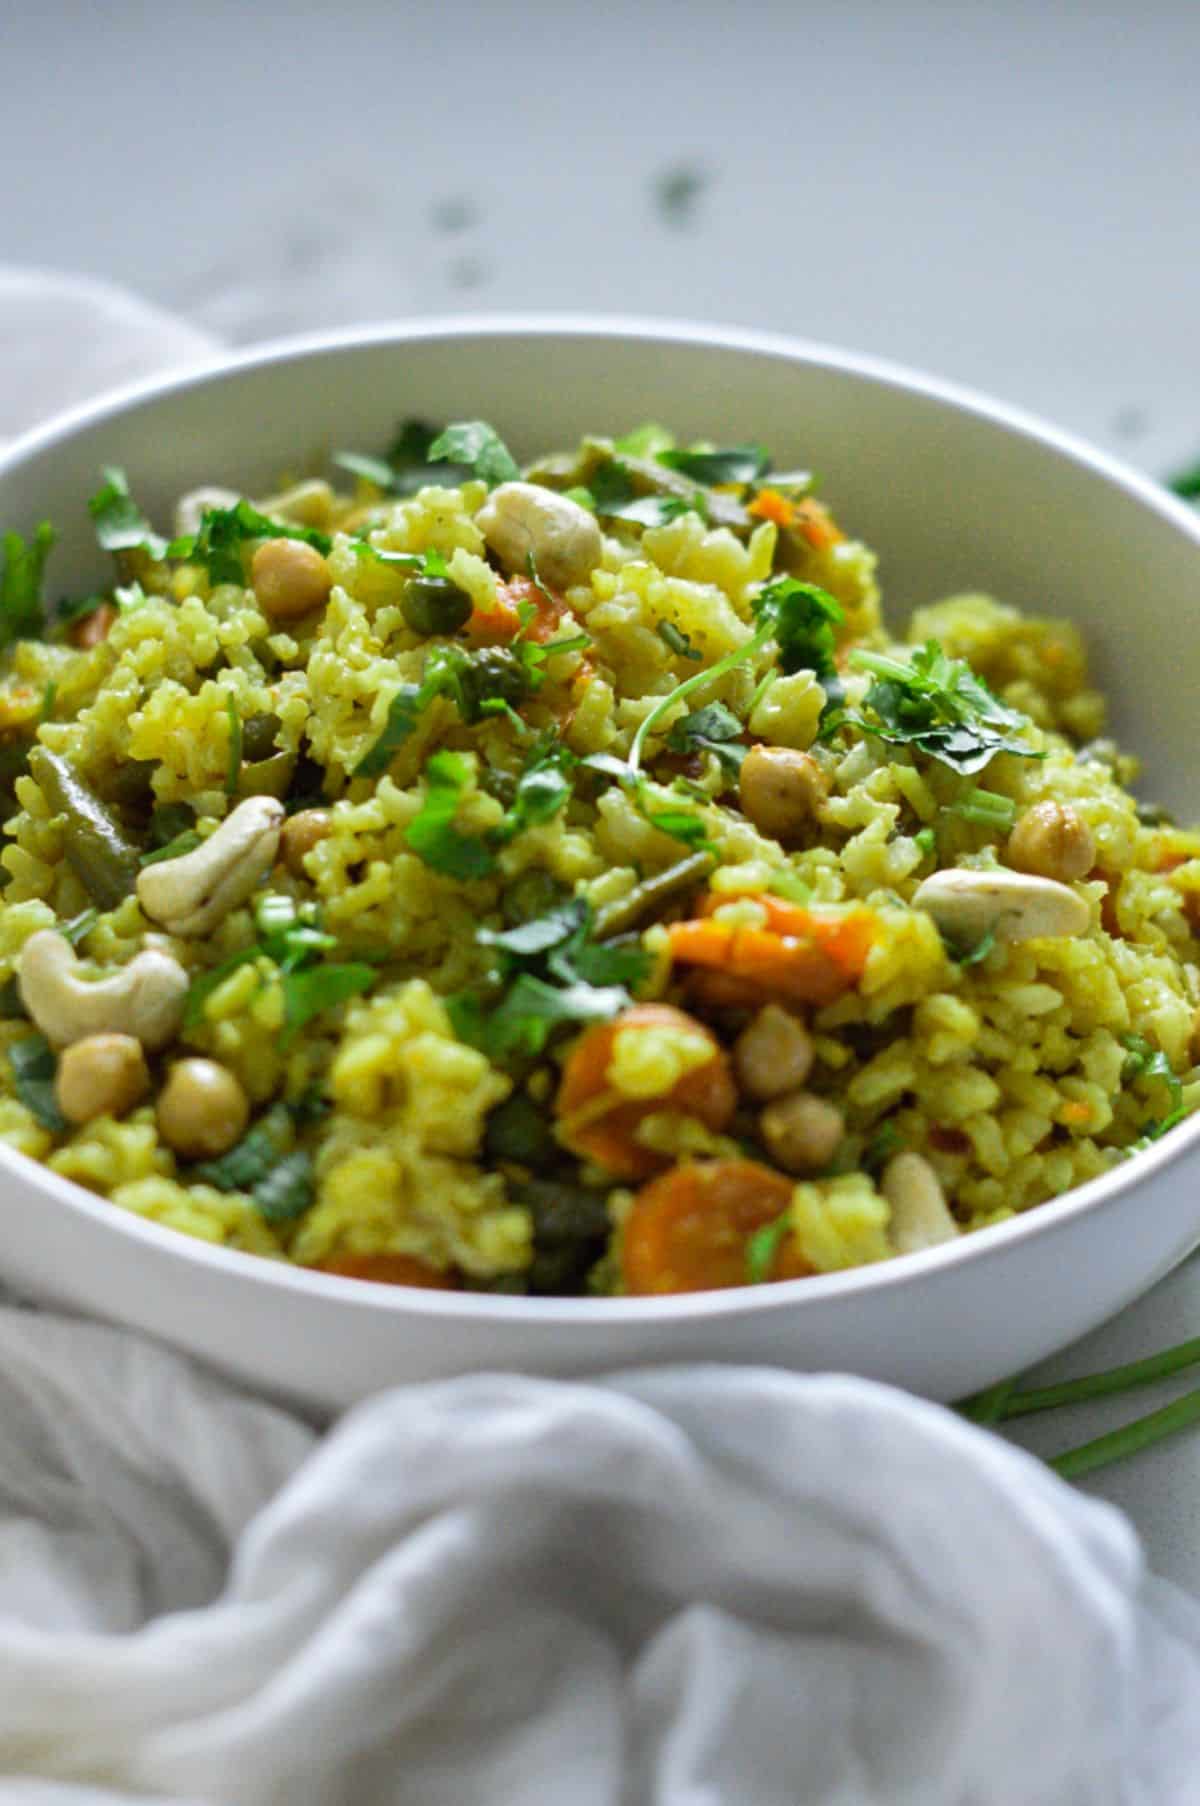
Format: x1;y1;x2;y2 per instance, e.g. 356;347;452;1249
4;0;1199;477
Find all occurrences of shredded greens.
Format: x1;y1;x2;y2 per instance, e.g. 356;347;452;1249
171;500;331;586
448;899;651;1064
842;641;1042;776
9;1034;65;1132
427;420;521;487
87;468;168;561
656;443;771;486
1120;1033;1185;1141
665;702;746;779
193;1101;315;1222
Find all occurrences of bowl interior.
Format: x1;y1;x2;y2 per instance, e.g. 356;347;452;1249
4;318;1198;806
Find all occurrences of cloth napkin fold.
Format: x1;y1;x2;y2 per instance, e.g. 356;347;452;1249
1;1302;1200;1806
2;266;1200;1804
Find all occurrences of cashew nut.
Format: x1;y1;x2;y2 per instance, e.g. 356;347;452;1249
475;481;603;591
912;867;1089;944
17;931;188;1051
137;796;284;937
882;1152;960;1255
173;486;241;540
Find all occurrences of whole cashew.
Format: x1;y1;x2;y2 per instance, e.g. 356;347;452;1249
17;931;188;1051
881;1152;961;1255
912;867;1089;944
475;482;603;591
137;796;284;937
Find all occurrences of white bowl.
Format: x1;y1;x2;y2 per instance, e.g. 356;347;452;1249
2;315;1199;1415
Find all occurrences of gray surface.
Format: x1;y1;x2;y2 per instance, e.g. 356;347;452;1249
4;0;1200;1583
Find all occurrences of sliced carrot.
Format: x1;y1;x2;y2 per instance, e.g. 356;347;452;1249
464;573;567;646
622;1159;807;1294
793;497;844;550
318;1252;459;1289
557;1002;736;1181
669;898;876;1008
748;488;797;529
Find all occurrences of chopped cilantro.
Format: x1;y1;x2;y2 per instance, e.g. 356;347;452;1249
87;468;168;561
279;963;375;1048
170;501;331;586
334;451;399;489
657;620;703;662
193;1102;315;1222
1121;1033;1185;1139
844;641;1042;776
59;907;99;948
913;826;937;859
665;701;746;779
427;420;521;487
862;1121;906;1171
588;460;705;528
184;896;374;1038
657;444;770;486
1;520;56;647
405;749;498;880
1166;458;1200;501
449;898;651;1064
9;1034;65;1132
745;1213;792;1284
952;925;997;967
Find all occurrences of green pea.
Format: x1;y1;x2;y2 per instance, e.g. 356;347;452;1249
401;576;473;637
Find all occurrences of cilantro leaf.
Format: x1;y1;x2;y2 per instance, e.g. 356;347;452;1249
588;460;705;527
1;520;56;646
452;898;650;1064
87;468;168;561
613;423;675;458
1121;1033;1185;1140
657;444;770;486
427;420;521;487
752;576;843;681
404;750;497;879
10;1034;65;1132
845;640;1042;776
665;701;746;778
171;501;331;586
280;963;375;1048
193;1102;315;1222
745;1213;792;1284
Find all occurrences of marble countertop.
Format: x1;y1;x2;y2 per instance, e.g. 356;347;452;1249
4;0;1200;1586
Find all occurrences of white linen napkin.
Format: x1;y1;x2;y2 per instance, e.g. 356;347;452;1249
1;267;1200;1804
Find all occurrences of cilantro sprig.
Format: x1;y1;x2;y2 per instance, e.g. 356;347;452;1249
171;501;332;586
185;894;375;1045
656;443;771;486
448;898;651;1064
665;701;746;780
841;641;1042;776
192;1099;316;1223
1120;1033;1186;1141
427;420;521;487
87;468;169;561
404;734;577;879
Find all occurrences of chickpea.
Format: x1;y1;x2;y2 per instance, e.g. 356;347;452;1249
70;603;117;650
738;745;828;842
760;1091;844;1173
251;539;332;621
55;1033;149;1126
734;1004;814;1102
157;1059;250;1160
1006;801;1095;884
280;808;332;877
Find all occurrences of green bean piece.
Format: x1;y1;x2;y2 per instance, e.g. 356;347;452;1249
401;576;473;637
29;746;141;910
591;850;715;940
484;1091;557;1167
237;749;297;801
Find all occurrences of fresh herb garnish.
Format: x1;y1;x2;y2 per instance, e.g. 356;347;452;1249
170;501;331;586
862;1121;906;1171
427;420;521;487
913;826;937;859
140;830;203;867
585;460;705;528
184;895;374;1042
449;898;651;1064
665;701;746;779
942;787;1017;832
87;468;169;561
1120;1033;1185;1140
656;444;771;486
406;735;577;878
1;520;56;647
193;1101;315;1222
843;641;1041;776
657;620;703;662
613;423;675;458
9;1033;65;1132
949;924;997;967
59;907;99;948
744;1212;793;1284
